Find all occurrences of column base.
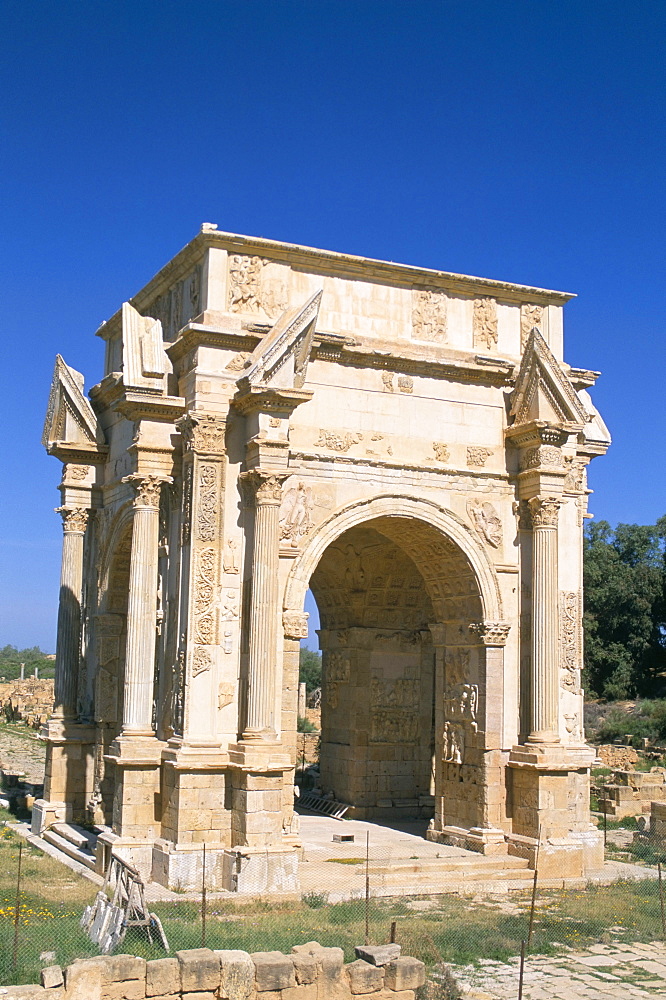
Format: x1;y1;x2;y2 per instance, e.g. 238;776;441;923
31;798;68;835
105;736;166;842
427;824;508;856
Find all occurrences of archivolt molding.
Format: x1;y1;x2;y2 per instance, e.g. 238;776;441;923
98;502;134;607
283;493;502;621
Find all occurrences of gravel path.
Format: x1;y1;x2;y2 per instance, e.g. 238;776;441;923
0;723;46;784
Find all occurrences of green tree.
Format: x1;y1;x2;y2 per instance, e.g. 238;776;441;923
583;518;666;699
299;646;322;693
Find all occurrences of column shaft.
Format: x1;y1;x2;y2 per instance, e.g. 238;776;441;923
529;498;561;743
243;473;285;740
53;508;88;719
121;477;165;736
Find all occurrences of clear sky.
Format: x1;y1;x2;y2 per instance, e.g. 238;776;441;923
0;1;664;652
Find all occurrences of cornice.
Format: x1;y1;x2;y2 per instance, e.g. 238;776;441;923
233;385;313;416
47;441;109;465
112;391;187;422
324;342;515;385
288;449;511;483
166;323;260;363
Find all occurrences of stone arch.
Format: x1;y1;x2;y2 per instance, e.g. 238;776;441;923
283;493;501;621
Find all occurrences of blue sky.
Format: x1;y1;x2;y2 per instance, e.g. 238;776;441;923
0;1;664;651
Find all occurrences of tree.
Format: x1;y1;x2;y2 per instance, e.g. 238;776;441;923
299;646;322;693
583;518;666;699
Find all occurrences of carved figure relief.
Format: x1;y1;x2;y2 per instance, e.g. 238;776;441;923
397;376;413;393
560;591;582;693
519;445;563;471
149;266;201;339
282;610;309;640
473;298;498;351
226;351;251;372
197;464;218;542
520;304;543;352
315;429;362;452
228;255;264;313
412;288;448;343
179;414;226;455
221;590;239;622
444;721;465;763
64;464;88;481
467;447;493;468
432;442;450;462
218;682;234;709
223;538;239;574
381;371;394;392
370;673;419;744
279;481;314;546
371;709;419;743
564;457;586;492
467;498;502;548
327;652;351;682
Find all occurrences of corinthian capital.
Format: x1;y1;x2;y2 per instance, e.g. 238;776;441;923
176;413;226;456
55;506;89;533
469;621;511;646
123;474;172;509
240;470;289;506
528;495;562;528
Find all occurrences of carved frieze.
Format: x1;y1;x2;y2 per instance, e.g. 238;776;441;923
194;547;217;645
381;372;394;392
397;376;413;394
228;254;264;313
279;481;314;546
469;621;511;646
520;304;543;352
64;464;89;481
519;445;564;471
444;721;465;763
432;442;450;462
282;610;309;640
467;446;493;468
149;265;201;339
178;413;226;456
564;457;587;492
371;709;419;743
192;647;212;677
412;288;448;343
473;297;498;351
56;506;89;533
560;591;582;693
181;464;193;544
315;429;362;452
467;499;502;548
528;496;562;528
327;652;351;682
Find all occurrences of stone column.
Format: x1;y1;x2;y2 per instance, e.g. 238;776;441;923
241;471;288;742
527;496;562;744
121;475;168;736
53;506;89;719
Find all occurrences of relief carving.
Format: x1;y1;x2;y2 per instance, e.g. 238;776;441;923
56;506;89;533
412;288;448;342
223;538;239;574
397;375;413;394
564;456;586;492
228;254;264;313
371;709;419;744
467;498;502;548
124;474;169;509
520;303;543;352
64;464;88;481
327;652;351;682
194;547;217;645
528;496;562;528
192;647;212;678
467;446;493;468
315;429;362;452
432;442;450;462
469;621;511;646
519;445;563;471
218;682;234;709
444;721;465;763
181;463;193;544
226;351;251;372
560;591;582;693
178;413;226;455
381;371;394;392
473;297;498;351
197;464;218;542
279;481;314;546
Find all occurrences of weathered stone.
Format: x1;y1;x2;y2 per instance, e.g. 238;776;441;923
282;987;317;1000
216;950;255;1000
175;948;220;992
3;987;48;999
291;952;318;985
251;951;297;991
99;955;147;984
101;981;146;1000
354;945;401;968
40;965;63;989
384;958;426;991
146;958;179;998
64;959;104;1000
345;958;384;993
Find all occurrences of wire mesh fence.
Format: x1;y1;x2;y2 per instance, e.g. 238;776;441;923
3;809;666;997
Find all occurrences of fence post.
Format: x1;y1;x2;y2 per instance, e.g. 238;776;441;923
12;842;23;971
201;842;207;948
365;831;370;946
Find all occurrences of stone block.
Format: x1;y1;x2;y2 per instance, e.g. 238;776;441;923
251;951;297;991
383;958;425;991
101;981;146;1000
281;987;317;1000
4;988;49;999
354;945;401;967
176;948;220;992
345;958;384;993
291;952;318;985
100;954;147;984
64;958;104;1000
184;994;217;1000
216;949;255;999
40;965;63;988
373;992;415;999
146;958;180;998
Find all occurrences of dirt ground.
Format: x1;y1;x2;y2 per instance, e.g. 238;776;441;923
0;723;46;784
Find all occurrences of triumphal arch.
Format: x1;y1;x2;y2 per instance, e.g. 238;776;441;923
36;226;610;891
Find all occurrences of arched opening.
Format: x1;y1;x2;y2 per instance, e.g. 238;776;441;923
292;508;494;836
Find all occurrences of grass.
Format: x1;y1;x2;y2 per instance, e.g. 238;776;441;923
2;807;666;987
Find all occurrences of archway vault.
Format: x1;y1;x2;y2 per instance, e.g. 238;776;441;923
283;493;502;623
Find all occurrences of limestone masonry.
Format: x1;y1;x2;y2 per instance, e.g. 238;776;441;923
36;226;611;890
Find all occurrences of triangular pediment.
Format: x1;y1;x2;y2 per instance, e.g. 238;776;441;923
121;302;168;393
241;289;322;390
510;329;589;428
42;355;104;449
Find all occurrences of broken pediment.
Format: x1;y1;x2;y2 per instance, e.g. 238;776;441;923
510;328;590;429
239;289;322;391
121;301;168;393
42;355;104;452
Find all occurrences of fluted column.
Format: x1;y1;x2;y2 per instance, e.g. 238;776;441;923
121;475;169;736
53;506;89;719
528;496;562;744
242;471;288;742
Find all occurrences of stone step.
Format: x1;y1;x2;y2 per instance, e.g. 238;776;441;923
367;854;530;876
42;826;97;871
51;822;92;851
